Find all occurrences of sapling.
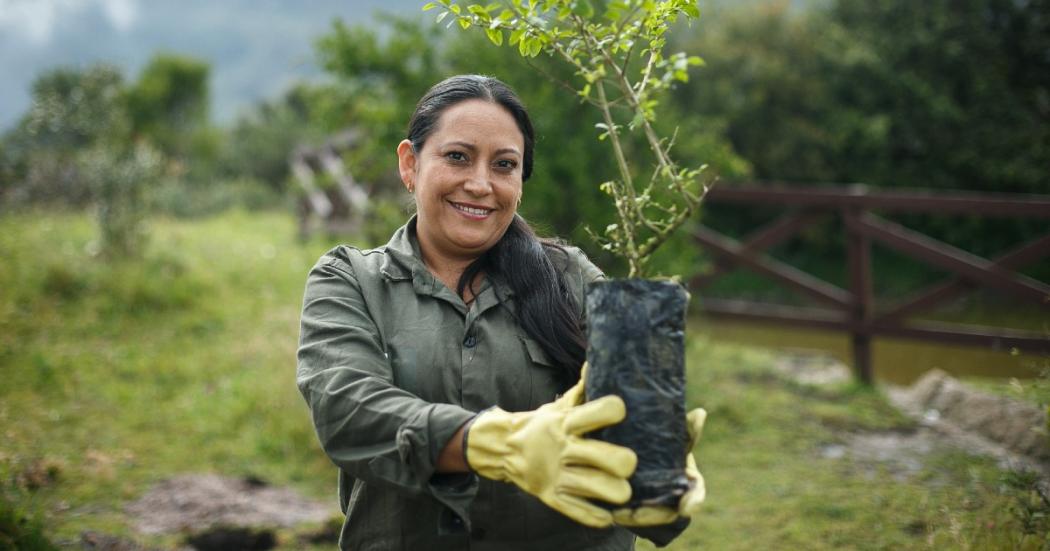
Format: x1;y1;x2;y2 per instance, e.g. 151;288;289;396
427;0;710;512
425;0;711;278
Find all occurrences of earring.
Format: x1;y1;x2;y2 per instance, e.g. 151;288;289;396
407;184;414;193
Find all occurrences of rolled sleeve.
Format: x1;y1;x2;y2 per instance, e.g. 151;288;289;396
296;255;477;522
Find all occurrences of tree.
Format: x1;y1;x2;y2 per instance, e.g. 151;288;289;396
125;53;210;159
429;0;711;277
1;64;129;204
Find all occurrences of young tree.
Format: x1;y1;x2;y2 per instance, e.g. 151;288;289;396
427;0;710;278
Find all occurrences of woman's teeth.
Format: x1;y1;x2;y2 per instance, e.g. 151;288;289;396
452;203;491;216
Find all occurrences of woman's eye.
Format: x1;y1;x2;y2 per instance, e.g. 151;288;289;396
495;159;517;170
446;151;467;162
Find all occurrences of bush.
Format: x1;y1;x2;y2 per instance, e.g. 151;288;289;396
149;177;289;218
0;492;57;551
77;144;162;258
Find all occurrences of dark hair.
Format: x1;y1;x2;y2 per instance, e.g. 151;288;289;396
406;75;584;386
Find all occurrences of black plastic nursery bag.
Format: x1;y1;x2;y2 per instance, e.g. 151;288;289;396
585;279;691;509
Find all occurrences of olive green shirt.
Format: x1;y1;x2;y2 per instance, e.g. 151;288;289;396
297;218;638;550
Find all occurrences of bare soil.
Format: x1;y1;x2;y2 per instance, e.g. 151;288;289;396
125;474;334;535
775;355;1050;479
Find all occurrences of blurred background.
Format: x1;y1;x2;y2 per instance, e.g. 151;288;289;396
1;0;1048;549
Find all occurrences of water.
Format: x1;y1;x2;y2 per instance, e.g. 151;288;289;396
695;318;1048;385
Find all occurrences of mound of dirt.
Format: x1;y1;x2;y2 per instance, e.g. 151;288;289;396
125;474;334;536
889;369;1050;464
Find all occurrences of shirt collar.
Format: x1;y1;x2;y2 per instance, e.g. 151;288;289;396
380;215;517;310
380;215;424;282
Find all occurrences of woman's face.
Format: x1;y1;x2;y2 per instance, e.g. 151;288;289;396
397;99;524;265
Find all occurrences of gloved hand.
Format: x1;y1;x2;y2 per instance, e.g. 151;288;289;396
553;362;708;527
464;394;638;528
611;407;707;526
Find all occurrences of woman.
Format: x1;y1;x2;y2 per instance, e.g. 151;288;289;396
297;75;702;551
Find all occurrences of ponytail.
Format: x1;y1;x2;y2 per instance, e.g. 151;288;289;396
457;216;585;387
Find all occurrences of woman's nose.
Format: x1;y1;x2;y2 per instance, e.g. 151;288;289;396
462;167;493;195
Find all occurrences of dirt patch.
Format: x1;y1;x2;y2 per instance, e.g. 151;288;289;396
779;354;1050;477
820;429;935;480
125;474;334;536
888;369;1050;467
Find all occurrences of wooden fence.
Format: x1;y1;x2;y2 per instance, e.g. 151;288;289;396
691;184;1050;384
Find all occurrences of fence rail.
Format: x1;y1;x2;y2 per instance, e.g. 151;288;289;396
691;184;1050;383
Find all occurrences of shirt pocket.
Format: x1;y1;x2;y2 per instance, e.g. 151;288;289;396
518;335;563;409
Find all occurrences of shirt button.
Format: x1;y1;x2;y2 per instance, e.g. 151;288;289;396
463;334;477;348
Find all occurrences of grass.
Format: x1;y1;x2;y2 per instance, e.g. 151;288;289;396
1;209;1046;549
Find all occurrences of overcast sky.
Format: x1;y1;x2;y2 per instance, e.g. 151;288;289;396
0;0;425;130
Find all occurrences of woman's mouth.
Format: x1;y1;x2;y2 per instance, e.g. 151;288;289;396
450;201;494;219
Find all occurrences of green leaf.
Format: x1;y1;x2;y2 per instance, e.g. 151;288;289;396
468;4;488;17
486;27;504;46
449;3;461;14
422;2;438;11
682;2;700;18
528;39;543;57
629;110;644;129
458;16;472;29
572;0;595;18
687;55;704;66
509;28;525;45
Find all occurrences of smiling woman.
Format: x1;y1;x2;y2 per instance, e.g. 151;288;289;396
296;75;697;545
296;75;693;550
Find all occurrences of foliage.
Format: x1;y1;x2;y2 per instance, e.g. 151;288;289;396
1;65;129;206
20;65;130;152
671;0;1050;288
77;144;163;258
427;0;711;277
149;176;288;219
125;53;211;159
1001;468;1050;547
219;85;327;192
0;492;57;551
315;15;447;186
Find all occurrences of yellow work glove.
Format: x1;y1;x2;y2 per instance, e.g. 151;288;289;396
554;362;708;527
611;407;707;526
464;394;638;528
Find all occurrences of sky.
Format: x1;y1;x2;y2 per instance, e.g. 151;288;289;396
0;0;425;130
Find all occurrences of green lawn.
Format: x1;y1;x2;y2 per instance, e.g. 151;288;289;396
1;210;1045;549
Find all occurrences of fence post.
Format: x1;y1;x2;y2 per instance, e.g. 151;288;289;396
844;186;874;384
